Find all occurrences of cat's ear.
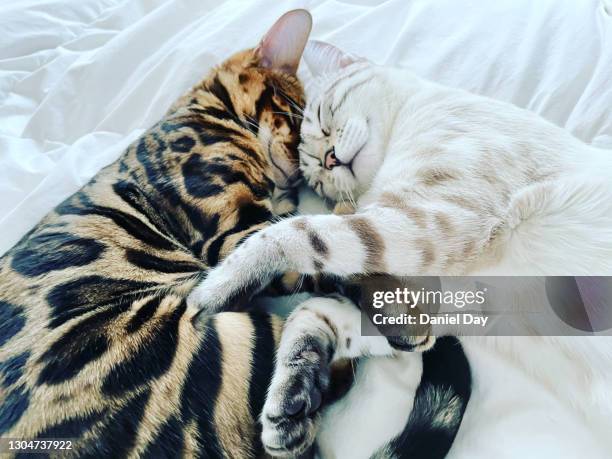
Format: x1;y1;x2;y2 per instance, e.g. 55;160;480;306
255;9;312;74
304;40;366;77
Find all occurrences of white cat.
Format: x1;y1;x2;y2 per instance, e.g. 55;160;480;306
188;40;612;458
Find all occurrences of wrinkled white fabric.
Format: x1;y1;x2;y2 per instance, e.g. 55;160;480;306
2;0;612;253
1;1;611;457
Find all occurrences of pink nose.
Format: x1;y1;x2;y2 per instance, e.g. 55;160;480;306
324;149;339;170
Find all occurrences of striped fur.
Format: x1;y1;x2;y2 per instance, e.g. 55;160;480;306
0;11;313;458
187;40;612;457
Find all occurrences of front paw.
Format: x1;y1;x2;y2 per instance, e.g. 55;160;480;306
186;263;240;325
187;234;279;327
261;352;330;457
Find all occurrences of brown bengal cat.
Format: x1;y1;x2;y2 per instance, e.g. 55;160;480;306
0;10;313;458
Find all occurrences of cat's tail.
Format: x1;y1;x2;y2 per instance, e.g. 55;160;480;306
370;336;472;459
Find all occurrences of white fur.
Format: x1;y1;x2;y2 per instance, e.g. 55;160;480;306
301;61;612;279
261;296;418;458
317;353;421;459
297;44;612;458
189;41;612;457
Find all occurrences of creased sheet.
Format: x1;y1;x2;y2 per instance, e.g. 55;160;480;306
1;1;611;457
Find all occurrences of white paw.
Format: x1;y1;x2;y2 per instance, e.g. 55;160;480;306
335;116;368;164
187;233;282;327
187;266;234;326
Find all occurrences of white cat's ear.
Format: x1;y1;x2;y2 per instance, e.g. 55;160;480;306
255;9;312;74
304;40;366;77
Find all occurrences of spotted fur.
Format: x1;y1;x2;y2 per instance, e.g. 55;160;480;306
187;39;612;458
0;10;312;458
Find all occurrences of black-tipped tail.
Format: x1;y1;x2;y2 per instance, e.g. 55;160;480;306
372;336;471;459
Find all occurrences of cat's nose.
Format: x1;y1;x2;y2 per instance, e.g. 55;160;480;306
324;148;339;170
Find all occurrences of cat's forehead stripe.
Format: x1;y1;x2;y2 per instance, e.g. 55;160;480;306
331;74;374;114
305;63;369;124
323;62;370;100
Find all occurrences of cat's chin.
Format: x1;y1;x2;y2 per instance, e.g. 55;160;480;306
327;166;359;202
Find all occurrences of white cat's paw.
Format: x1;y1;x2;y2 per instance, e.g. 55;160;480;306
186;266;233;322
335;116;368;164
187;232;281;328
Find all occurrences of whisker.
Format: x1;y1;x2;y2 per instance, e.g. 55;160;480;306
242;120;259;134
315;180;323;195
347;187;357;209
336;176;358;210
273;84;305;115
290;274;305;297
340;190;350;208
269;111;304;121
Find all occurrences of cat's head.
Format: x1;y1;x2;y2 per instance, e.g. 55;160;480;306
211;10;312;193
299;41;386;203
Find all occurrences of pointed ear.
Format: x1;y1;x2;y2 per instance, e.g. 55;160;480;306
256;9;312;74
303;40;366;77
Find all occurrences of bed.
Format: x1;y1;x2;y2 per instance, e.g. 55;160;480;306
1;0;611;457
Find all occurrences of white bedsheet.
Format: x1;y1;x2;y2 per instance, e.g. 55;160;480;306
1;1;611;457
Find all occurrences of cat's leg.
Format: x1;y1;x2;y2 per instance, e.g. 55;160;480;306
260;295;393;457
187;200;492;322
262;200;355;297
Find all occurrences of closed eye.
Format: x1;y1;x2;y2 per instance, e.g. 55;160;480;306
300;148;322;165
